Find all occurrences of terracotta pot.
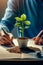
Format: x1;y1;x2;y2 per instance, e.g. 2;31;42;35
17;37;29;48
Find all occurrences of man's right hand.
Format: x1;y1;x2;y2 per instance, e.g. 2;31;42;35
0;30;14;46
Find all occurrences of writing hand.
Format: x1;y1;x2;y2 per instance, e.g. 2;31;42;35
0;30;14;46
33;30;43;45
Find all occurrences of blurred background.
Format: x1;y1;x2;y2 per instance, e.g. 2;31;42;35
0;0;7;20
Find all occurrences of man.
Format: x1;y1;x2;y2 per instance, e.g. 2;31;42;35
0;0;43;46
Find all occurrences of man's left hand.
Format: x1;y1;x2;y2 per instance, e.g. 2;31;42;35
33;36;43;45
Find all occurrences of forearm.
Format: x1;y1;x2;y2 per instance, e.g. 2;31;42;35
0;19;16;32
0;0;18;32
0;20;10;32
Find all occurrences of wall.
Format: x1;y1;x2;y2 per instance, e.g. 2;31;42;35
0;0;18;38
0;0;7;20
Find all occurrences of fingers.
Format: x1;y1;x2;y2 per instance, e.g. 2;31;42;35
34;37;43;45
0;40;5;45
0;37;11;45
0;30;14;41
0;30;13;39
2;32;14;42
32;37;36;40
32;37;40;44
0;30;14;46
2;36;12;44
0;34;13;46
0;30;5;36
39;38;43;45
8;33;14;41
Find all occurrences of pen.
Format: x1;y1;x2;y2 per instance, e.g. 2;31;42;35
2;28;9;37
36;30;43;38
1;28;15;46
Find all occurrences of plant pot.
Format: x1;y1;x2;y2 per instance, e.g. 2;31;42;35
17;37;29;48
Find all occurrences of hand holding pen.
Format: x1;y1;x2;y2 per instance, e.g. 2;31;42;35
33;30;43;45
0;28;14;47
0;28;21;53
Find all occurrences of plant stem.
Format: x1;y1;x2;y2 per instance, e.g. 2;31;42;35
22;22;24;38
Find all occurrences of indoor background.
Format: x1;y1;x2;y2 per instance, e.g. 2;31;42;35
0;0;18;38
0;0;7;20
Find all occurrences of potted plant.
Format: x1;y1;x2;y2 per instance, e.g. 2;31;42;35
15;14;31;48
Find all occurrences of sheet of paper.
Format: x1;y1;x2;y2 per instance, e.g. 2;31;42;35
13;39;19;46
12;39;42;51
0;46;21;60
0;46;9;54
27;39;42;51
0;46;37;60
0;39;43;60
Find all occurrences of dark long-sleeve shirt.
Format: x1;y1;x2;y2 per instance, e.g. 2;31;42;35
0;0;43;38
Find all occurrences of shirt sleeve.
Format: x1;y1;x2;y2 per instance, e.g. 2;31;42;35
0;0;18;32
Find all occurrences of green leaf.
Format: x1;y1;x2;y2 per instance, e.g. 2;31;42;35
21;14;26;21
15;17;22;21
24;21;31;25
19;30;22;32
15;23;21;27
25;26;29;29
19;27;22;29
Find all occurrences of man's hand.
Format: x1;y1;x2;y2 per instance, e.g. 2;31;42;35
0;30;14;46
33;30;43;45
33;37;43;45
